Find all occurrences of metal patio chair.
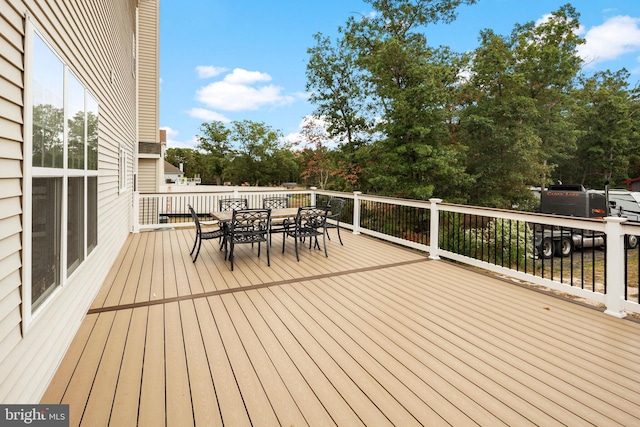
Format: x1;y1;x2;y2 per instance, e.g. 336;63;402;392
325;198;346;245
225;208;271;271
219;197;248;211
283;206;329;261
188;204;225;262
263;196;290;245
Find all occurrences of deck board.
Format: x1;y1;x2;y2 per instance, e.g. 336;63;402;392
179;300;222;427
298;277;496;426
109;307;148;426
223;292;309;426
236;291;336;426
193;297;251;426
138;305;165;426
368;265;622;425
42;228;640;426
245;289;364;426
164;302;194;427
80;309;131;426
208;296;281;426
62;312;115;427
133;232;155;304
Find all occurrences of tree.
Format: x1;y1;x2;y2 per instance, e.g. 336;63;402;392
294;117;336;189
67;110;86;168
565;69;638;187
306;32;371;149
339;0;476;200
223;120;298;186
164;148;210;182
197;121;233;185
32;104;64;168
460;29;545;208
509;4;584;188
457;5;586;208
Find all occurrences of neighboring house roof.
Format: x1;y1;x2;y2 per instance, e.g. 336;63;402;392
623;177;640;191
164;161;183;176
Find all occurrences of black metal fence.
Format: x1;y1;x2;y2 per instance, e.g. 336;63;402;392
438;211;607;294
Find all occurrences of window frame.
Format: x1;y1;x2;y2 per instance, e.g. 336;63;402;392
23;19;100;331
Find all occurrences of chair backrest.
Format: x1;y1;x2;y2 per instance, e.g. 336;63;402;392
327;198;345;217
229;209;271;234
262;196;289;209
219;198;248;211
188;205;202;233
295;206;328;230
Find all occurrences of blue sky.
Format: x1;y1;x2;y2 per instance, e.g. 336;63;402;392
160;0;640;149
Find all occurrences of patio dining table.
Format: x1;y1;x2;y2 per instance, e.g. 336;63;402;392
210;207;299;223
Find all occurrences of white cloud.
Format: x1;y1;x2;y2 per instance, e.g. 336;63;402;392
577;15;640;66
292;91;311;100
187;108;231;122
196;68;296;111
195;65;227;79
223;68;272;85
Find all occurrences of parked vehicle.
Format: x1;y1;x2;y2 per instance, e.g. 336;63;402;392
534;184;635;258
597;189;640;222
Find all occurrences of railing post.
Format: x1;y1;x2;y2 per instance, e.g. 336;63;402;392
352;191;362;235
604;216;628;318
309;187;317;207
132;191;140;233
429;198;442;260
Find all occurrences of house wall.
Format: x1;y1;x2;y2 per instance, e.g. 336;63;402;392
138;158;158;192
138;0;159;144
0;0;143;403
137;0;161;193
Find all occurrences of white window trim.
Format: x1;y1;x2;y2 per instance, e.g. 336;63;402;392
22;19;99;334
22;17;35;333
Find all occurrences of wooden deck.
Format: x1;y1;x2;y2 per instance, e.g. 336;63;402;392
42;227;640;426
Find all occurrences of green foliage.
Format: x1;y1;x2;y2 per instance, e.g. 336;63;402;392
197;121;232;185
440;214;535;268
338;0;476;200
190;120;299;186
359;203;430;242
459;6;585;208
558;70;640;187
165;147;212;183
302;1;640;207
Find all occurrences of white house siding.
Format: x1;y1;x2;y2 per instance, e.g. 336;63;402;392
138;0;159;144
138;158;158;192
137;1;161;195
0;0;146;403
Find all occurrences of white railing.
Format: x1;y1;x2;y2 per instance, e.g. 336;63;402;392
132;189;640;317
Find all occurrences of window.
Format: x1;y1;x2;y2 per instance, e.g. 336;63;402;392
29;30;99;311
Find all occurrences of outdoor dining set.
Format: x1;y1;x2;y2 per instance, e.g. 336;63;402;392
188;197;345;271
